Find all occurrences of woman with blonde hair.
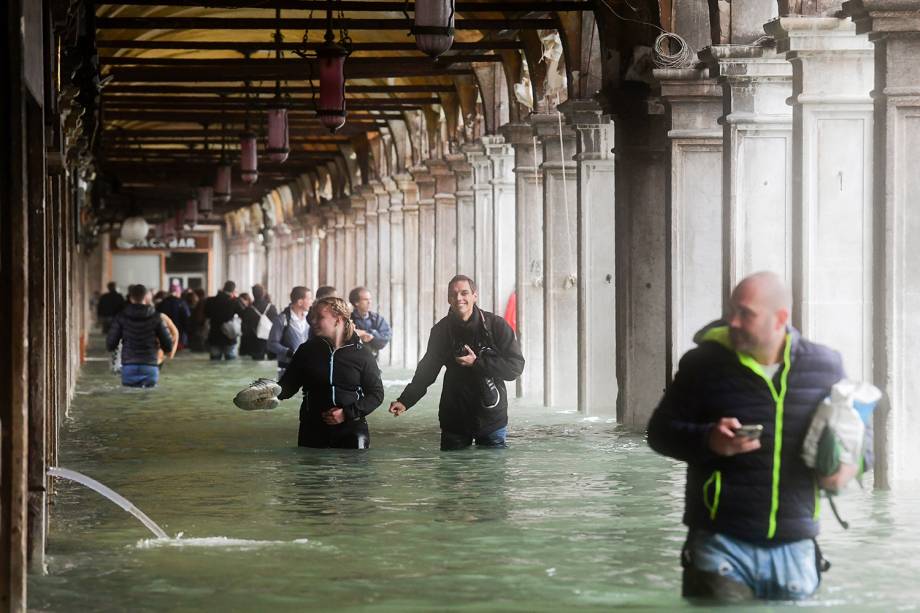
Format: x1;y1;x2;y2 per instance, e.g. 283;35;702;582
277;296;384;448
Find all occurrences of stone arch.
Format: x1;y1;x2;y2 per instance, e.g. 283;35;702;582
473;62;510;134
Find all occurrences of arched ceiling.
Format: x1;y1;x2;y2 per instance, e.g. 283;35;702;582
92;0;594;219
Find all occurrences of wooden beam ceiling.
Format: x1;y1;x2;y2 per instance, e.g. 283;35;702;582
94;0;587;10
95;16;557;31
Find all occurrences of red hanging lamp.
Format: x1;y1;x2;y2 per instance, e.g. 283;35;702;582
239;80;259;185
412;0;455;58
198;124;215;216
315;1;350;134
267;10;291;162
214;102;233;203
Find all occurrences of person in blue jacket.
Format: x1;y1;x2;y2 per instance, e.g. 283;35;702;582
348;286;391;359
647;271;851;602
268;286;312;379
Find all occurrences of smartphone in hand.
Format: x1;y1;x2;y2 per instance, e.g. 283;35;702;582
734;424;764;440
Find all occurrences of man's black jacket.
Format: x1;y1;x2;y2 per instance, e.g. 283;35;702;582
398;306;525;437
278;333;384;425
647;324;844;544
204;291;244;346
97;290;125;318
106;303;173;365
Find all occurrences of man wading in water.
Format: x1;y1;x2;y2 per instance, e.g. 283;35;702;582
278;296;384;449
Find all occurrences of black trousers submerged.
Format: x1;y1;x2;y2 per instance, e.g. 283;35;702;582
298;418;370;449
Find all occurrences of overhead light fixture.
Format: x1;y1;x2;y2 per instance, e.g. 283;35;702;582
296;0;351;134
267;10;291;162
214;101;233;203
240;80;259;185
412;0;455;58
197;185;214;216
184;197;198;229
120;215;149;244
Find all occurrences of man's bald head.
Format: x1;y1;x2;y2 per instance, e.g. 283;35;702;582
728;271;791;363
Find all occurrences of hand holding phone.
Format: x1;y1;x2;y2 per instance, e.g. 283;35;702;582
734;424;764;440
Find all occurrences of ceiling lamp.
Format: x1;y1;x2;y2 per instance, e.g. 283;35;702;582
267;11;291;162
197;185;214;216
214;103;232;203
295;1;351;134
239;81;259;185
120;216;149;244
413;0;455;58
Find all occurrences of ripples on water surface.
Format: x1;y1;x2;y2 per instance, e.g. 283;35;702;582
31;344;920;611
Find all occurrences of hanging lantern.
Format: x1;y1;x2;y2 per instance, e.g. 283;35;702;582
414;0;455;58
174;207;186;231
266;107;290;162
240;132;259;184
197;184;214;216
185;198;198;229
317;31;348;134
214;161;232;203
120;216;149;244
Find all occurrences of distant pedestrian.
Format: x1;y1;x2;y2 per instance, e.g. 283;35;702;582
241;284;279;360
106;284;173;388
97;281;126;333
157;281;191;349
315;286;338;300
348;286;391;359
204;281;245;360
268;286;313;378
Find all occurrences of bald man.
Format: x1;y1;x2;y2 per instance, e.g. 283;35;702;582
648;271;846;602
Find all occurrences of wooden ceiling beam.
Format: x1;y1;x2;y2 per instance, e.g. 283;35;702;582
96;40;525;52
102;110;393;122
106;65;474;81
104;84;457;95
99;55;502;67
96;17;557;31
101;95;441;106
93;0;586;11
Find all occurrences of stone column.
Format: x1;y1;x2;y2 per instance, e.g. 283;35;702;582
535;114;579;409
465;142;495;309
304;213;322;290
843;0;920;488
655;67;725;372
767;16;875;384
362;185;378;299
343;211;357;291
561;100;617;416
701;43;794;297
450;155;476;275
502;119;545;400
398;175;421;366
614;107;669;428
351;194;367;286
376;180;393;366
388;178;406;368
484;135;517;317
334;209;347;293
430;158;458;296
412;166;437;354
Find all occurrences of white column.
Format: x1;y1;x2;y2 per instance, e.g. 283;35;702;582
767;15;875;384
430;159;458;296
561;100;617;416
450;156;476;276
484;135;517;317
398;175;421;367
362;185;378;298
376;180;393;366
465;143;495;309
323;209;337;288
412;166;437;353
351;197;366;286
843;0;920;487
535;114;579;409
502;119;545;400
701;43;794;298
344;211;357;291
334;209;347;293
388;178;406;368
655;67;725;372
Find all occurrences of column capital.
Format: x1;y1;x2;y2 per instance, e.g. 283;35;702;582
353;207;366;226
700;43;793;80
843;0;920;37
395;173;420;212
700;43;793;126
766;16;874;53
654;67;723;139
409;165;436;206
558;98;609;126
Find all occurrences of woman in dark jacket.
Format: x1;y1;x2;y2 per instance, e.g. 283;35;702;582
278;296;384;449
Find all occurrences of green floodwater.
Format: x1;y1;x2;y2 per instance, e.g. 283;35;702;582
29;338;920;612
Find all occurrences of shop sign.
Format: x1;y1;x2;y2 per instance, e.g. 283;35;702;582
112;234;210;250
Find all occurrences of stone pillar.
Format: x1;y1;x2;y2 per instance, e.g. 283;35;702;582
701;44;794;298
304;217;321;291
465;143;495;309
362;185;378;299
843;0;920;487
388;178;406;368
502;119;545;400
431;158;458;296
536;114;579;409
767;16;875;384
376;180;393;366
412;166;437;353
334;209;347;293
351;194;367;286
614;108;669;428
484;135;517;317
450;155;476;275
655;67;725;372
323;208;338;287
562;100;617;416
397;174;420;367
343;211;357;291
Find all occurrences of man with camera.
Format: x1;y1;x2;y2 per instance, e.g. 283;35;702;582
647;271;850;602
389;275;524;450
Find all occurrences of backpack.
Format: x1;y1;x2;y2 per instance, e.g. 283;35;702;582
255;303;273;340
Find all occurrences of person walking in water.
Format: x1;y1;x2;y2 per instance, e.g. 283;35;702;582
278;296;384;449
348;286;391;359
389;275;524;450
647;271;849;602
241;283;278;360
204;281;245;360
268;286;312;378
156;281;191;349
106;283;173;388
97;281;126;333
